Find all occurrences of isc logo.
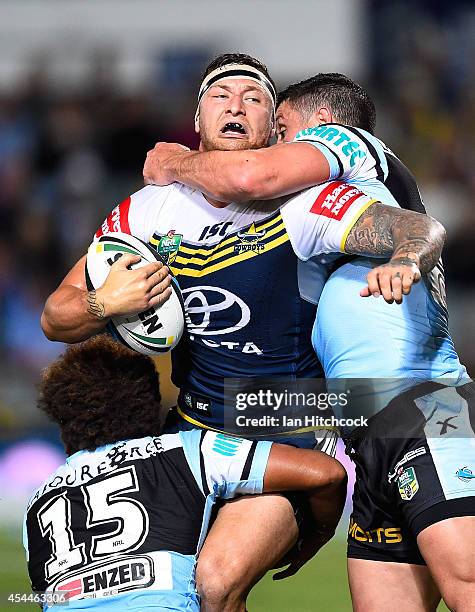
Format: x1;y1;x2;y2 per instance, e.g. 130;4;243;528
199;222;233;241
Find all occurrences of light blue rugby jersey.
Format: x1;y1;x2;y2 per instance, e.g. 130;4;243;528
314;258;467;417
294;122;401;209
23;431;271;611
293;124;468;414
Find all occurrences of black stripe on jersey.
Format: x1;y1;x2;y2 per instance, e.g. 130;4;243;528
296;139;344;178
240;441;258;480
342;125;385;182
385;153;426;214
171;225;288;272
84;260;94;291
199;430;210;496
151;210;283;258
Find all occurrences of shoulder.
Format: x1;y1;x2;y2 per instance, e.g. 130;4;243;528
281;181;369;215
130;183;180;204
25;461;68;513
295;123;388;175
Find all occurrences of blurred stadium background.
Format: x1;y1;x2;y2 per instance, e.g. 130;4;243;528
0;0;472;609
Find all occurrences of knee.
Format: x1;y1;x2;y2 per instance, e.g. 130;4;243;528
440;574;475;611
196;554;247;608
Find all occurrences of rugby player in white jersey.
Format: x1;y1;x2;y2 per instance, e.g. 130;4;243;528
25;334;346;611
42;56;445;611
144;73;475;611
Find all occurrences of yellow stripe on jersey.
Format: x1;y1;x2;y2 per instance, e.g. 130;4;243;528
176;406;339;436
171;231;289;278
156;212;284;258
275;425;340;435
173;218;286;268
176;406;227;433
178;215;283;258
340;198;378;252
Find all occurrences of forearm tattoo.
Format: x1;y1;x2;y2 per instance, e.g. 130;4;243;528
86;290;106;319
345;204;445;274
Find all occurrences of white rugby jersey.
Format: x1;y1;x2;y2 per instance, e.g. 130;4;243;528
95;181;376;437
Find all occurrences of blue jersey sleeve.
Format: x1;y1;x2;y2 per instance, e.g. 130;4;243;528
179;430;272;499
294;124;388;183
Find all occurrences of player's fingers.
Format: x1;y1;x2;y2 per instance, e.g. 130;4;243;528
402;268;421;294
366;270;381;298
148;275;172;297
146;266;169;288
378;271;394;303
402;271;415;295
391;273;403;303
141;261;165;278
148;287;172;307
113;254;141;269
360;286;371;298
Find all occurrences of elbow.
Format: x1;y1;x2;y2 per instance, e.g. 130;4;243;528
41;296;68;342
327;459;348;492
425;215;446;265
41;308;58;342
433;216;447;248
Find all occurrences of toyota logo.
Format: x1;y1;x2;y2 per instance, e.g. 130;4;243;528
181;286;250;336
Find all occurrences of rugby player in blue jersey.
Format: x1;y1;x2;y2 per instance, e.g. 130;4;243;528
25;334;346;611
144;74;474;611
43;57;445;611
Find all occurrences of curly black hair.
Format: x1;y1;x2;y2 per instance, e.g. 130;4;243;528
38;335;163;456
277;73;376;134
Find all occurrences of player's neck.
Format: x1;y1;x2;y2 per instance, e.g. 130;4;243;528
197;142;229;208
203;195;230;208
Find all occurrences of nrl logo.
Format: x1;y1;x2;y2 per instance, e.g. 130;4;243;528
397;466;419;501
152;230;183;265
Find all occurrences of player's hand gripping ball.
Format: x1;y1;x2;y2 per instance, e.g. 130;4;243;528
86;232;185;354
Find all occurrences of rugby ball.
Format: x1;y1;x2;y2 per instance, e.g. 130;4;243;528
85;232;185;355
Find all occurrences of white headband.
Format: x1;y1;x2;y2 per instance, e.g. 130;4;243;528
195;63;276;123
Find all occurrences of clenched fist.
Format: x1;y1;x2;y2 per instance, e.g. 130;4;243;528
361;256;421;304
95;253;172;317
143;142;190;186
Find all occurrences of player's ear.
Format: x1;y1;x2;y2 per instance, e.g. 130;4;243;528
194;113;200;135
268;110;276;140
316;106;333;125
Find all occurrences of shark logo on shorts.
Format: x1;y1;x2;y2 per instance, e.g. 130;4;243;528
397;466;419;501
455;467;475;483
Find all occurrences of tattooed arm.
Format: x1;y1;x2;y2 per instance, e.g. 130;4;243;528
344;203;446;304
42;254;171;342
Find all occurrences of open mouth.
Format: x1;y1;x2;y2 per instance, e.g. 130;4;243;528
221;122;247;136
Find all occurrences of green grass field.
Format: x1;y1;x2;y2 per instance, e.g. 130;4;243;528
0;528;449;611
